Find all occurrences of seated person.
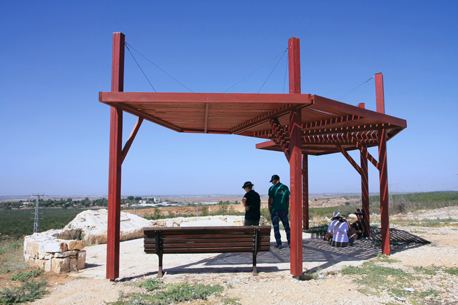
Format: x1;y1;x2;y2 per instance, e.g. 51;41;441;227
324;212;341;241
330;215;356;247
351;209;369;239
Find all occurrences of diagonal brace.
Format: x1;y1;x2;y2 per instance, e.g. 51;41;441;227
122;117;143;164
336;144;362;175
269;118;291;161
351;137;380;170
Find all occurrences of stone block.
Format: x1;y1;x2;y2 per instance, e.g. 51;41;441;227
43;242;63;253
69;258;78;272
68;240;85;250
44;259;52;272
50;257;70;273
54;250;77;258
77;250;86;270
34;259;46;269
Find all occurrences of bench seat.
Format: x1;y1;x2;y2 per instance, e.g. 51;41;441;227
143;226;271;277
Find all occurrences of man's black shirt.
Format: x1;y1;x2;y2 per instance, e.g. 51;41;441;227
244;190;261;221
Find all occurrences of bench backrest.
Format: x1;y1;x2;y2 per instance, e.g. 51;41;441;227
144;226;271;254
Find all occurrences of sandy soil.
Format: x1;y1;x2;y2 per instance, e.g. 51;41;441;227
13;207;458;304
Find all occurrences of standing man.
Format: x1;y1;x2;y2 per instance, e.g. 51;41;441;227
268;175;291;249
242;181;261;226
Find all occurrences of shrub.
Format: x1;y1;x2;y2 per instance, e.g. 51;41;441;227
0;279;48;304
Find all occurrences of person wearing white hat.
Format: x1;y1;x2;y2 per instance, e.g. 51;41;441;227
324;212;341;242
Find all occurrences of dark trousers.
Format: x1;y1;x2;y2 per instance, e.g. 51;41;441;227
271;210;290;246
244;219;260;226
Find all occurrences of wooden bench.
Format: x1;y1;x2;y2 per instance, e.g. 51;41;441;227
143;226;271;277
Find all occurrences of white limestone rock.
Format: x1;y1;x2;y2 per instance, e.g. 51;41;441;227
64;209;154;245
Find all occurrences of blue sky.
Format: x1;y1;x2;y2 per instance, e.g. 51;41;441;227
1;1;457;197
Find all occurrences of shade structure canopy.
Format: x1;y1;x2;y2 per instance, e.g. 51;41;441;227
101;32;407;281
99;92;406;155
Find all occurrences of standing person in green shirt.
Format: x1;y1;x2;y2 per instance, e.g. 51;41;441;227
268;175;291;249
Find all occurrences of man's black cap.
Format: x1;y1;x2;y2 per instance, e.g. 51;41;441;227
242;181;254;188
270;174;280;182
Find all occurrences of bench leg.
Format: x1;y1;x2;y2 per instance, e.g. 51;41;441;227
252;252;258;276
157;253;163;278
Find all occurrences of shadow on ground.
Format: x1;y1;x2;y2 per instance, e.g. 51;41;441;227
148;228;431;277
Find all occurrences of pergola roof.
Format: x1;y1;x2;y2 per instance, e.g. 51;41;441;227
99;91;406;155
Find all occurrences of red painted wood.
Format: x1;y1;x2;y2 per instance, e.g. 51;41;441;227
352;138;380;170
375;73;385;114
122;117;143;164
230;103;302;134
378;128;390;254
313;95;406;127
336;144;362;175
360;144;370;236
269;118;291;161
302;154;309;230
288;37;303;277
107;32;125;281
376;73;390;254
100;91;312;105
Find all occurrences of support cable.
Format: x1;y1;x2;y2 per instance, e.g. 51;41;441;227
224;48;288;93
258;49;288;93
125;42;193;92
282;54;288;93
125;43;156;92
337;76;374;101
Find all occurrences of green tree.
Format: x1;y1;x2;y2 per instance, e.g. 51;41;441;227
201;206;209;216
127;196;135;201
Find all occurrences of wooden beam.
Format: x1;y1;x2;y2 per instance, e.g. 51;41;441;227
351;137;380;170
336;144;362;175
107;32;124;281
302;123;393;137
269;118;290;161
100;91;313;105
230;103;307;134
204;103;209;133
360;144;370;237
302;154;309;230
302;114;361;129
122;117;143;164
288;36;302;278
313;95;406;128
119;103;183;132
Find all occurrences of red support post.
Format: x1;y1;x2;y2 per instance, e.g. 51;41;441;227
107;32;125;280
376;73;390;255
288;37;303;277
375;73;385;114
302;154;309;230
360;144;370;236
358;103;370;234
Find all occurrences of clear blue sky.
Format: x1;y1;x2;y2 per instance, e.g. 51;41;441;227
1;1;457;197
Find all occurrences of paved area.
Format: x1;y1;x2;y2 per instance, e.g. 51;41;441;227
75;230;385;281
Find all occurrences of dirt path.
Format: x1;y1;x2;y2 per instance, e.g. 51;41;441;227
28;207;458;305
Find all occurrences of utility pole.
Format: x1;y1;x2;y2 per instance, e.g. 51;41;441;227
31;194;44;233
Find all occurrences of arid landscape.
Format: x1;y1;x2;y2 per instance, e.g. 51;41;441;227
1;201;457;305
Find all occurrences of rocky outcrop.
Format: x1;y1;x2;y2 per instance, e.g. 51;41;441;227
24;229;86;273
64;209;153;246
24;209;263;273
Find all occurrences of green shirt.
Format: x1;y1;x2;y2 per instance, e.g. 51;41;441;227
268;183;290;211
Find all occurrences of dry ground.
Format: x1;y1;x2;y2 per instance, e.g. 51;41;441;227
2;207;457;305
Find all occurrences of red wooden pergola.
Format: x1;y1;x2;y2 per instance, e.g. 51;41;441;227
100;32;406;280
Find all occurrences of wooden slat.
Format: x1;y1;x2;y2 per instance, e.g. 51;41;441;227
163;241;254;248
145;237;254;244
